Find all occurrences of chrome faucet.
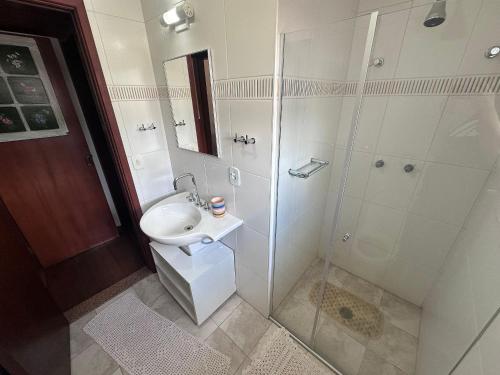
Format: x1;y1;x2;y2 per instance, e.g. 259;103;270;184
173;173;201;206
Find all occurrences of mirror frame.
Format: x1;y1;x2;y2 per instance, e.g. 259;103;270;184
163;48;221;158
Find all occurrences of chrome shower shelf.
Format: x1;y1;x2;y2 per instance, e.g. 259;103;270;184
288;158;329;179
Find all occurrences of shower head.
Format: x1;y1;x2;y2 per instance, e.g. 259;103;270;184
423;0;446;27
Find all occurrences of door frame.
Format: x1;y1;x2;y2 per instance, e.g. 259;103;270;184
4;0;154;269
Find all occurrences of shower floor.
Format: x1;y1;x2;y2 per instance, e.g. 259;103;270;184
274;260;421;375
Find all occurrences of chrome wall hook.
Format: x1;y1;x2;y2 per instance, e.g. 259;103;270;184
139;123;157;131
173;120;186;127
370;57;384;67
233;133;256;145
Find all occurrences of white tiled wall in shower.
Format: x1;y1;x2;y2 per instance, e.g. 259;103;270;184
417;154;500;375
84;0;174;211
319;0;500;309
142;0;278;315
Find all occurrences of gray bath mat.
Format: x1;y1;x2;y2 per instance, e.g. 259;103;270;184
84;293;230;375
244;328;331;375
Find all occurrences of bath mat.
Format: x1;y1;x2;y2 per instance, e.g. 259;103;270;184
243;328;331;375
309;281;384;339
84;293;230;375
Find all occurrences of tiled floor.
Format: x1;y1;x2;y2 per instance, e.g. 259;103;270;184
69;271;332;375
274;260;422;375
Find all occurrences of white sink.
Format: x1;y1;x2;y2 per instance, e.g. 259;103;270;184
140;192;243;250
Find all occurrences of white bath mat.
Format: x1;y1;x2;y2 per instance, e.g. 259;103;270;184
84;293;230;375
243;328;332;375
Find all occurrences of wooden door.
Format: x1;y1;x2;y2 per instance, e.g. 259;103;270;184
0;35;118;267
0;198;70;375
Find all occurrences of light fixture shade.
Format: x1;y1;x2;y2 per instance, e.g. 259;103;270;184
161;1;195;27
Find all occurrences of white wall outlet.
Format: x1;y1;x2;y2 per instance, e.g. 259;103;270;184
229;166;241;186
132;155;145;170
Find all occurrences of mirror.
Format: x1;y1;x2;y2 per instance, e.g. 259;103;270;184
163;50;219;157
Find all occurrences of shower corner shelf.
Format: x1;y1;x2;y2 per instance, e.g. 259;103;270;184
288;158;329;179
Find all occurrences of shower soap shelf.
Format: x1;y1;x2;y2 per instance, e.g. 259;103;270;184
288;158;329;179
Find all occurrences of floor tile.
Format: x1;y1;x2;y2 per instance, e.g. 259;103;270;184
71;343;118;375
274;296;316;343
248;324;282;361
205;328;247;374
337;269;384;306
132;273;166;306
358;350;406;375
174;315;218;341
211;293;243;326
220;301;271;355
70;310;97;358
367;322;417;374
315;317;366;375
150;292;185;322
380;292;421;337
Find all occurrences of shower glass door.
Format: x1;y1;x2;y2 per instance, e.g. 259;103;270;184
274;1;500;374
271;10;377;356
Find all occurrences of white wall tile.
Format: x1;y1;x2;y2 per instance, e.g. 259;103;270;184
225;0;277;78
358;0;408;12
368;8;409;80
330;148;373;198
278;0;358;33
394;214;460;276
459;0;500;75
119;101;166;155
365;155;422;210
395;0;482;78
145;0;229;81
134;150;174;210
416;161;500;374
448;340;483;375
234;171;271;236
346;15;372;81
427;96;500;170
111;102;132;156
205;160;236;213
230;100;273;178
235;263;269;316
235;226;269;281
302;97;342;145
376;96;447;160
477;312;500;375
95;13;156;85
409;162;488;226
86;11;113;85
337;97;389;153
92;0;144;21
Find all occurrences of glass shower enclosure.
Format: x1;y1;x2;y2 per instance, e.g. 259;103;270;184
271;2;500;375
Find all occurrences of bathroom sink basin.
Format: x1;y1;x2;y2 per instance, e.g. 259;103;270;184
140;192;243;248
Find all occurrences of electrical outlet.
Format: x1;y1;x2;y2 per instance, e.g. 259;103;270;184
229;166;241;186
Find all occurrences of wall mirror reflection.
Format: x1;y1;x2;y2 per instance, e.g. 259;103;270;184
163;50;219;157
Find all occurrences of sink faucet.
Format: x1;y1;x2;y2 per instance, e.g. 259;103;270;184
173;173;201;206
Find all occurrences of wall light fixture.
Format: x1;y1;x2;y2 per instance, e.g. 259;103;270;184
160;1;195;32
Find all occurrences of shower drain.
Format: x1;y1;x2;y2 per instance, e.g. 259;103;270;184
184;224;194;231
339;306;354;320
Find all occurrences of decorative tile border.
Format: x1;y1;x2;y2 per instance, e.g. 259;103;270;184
282;75;500;98
107;74;500;102
214;76;274;99
108;85;161;101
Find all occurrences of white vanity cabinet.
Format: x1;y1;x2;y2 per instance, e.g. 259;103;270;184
150;240;236;325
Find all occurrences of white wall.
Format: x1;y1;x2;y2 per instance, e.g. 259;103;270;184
84;0;174;211
142;0;277;315
417;148;500;374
